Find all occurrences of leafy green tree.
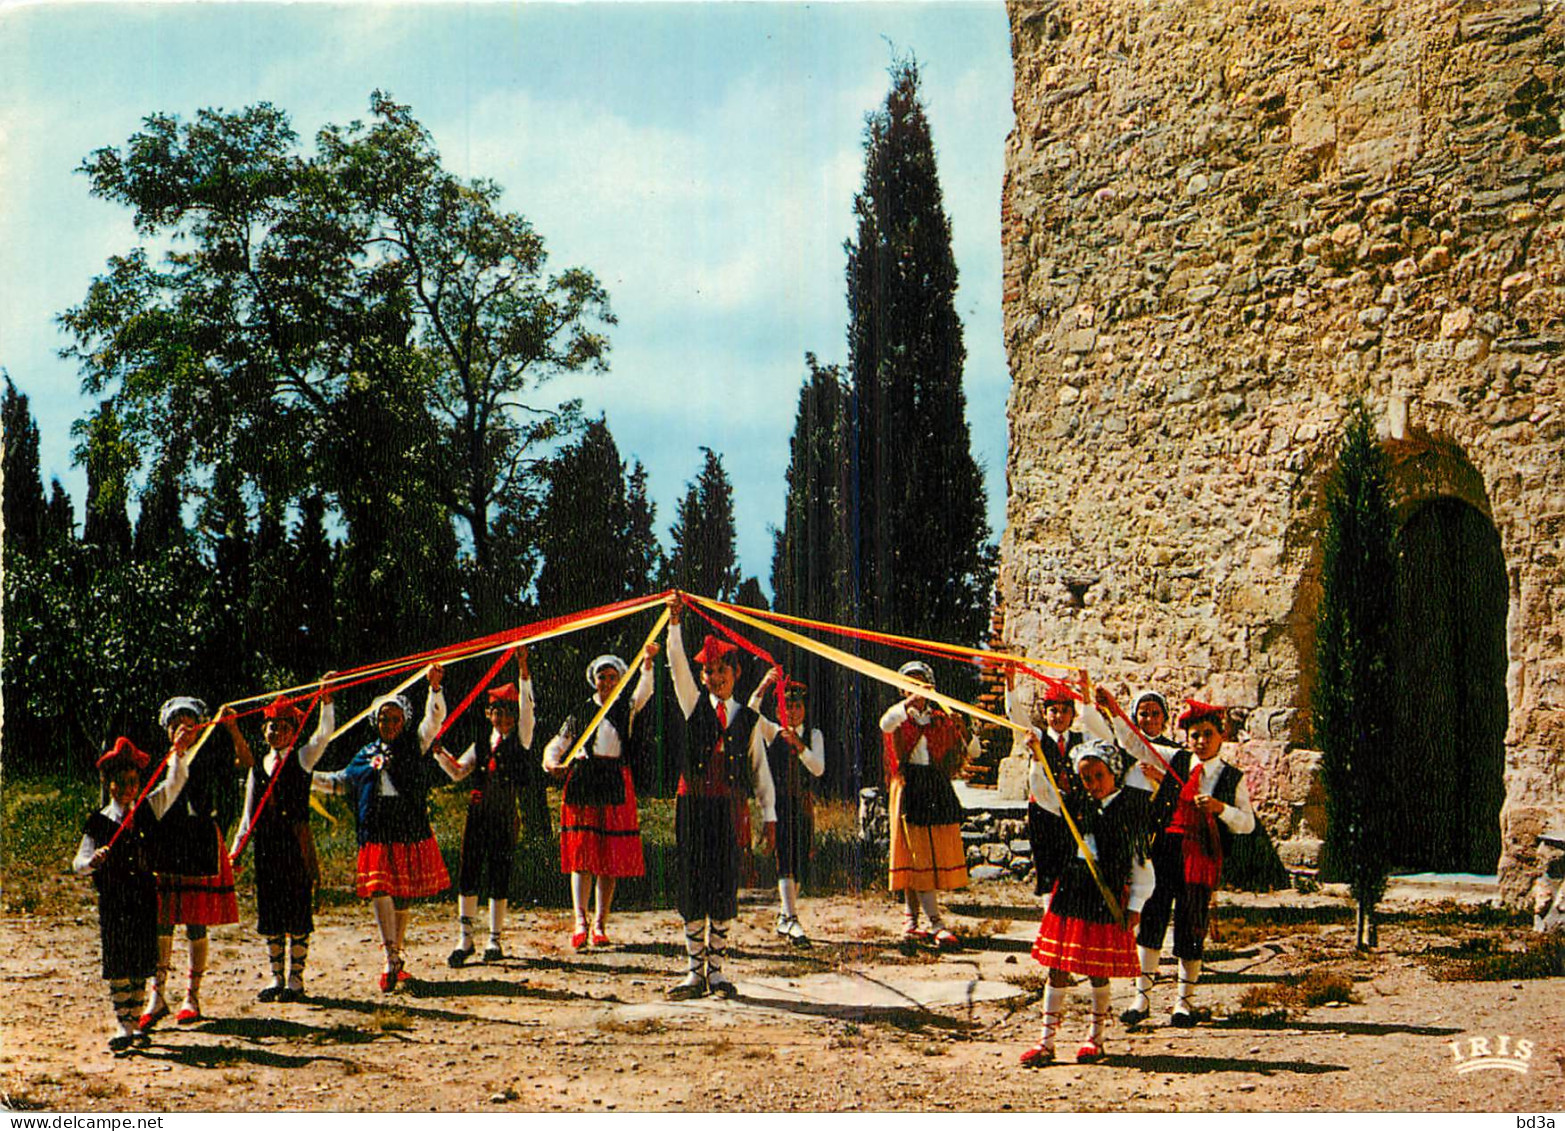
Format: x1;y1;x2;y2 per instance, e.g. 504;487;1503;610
734;577;769;611
1315;400;1397;949
668;447;740;601
2;376;48;558
844;57;992;652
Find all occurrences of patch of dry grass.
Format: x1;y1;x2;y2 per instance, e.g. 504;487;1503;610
1427;933;1565;982
1235;970;1357;1018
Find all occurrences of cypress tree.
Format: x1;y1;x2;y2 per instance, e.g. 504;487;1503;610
1314;400;1397;949
667;448;740;601
536;416;634;617
625;460;662;596
44;479;76;544
2;377;48;558
74;400;135;559
291;493;337;680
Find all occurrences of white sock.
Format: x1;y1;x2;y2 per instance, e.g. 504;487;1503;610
1133;945;1159;1010
488;899;507;948
778;877;799;919
707;920;731;980
394;908;411;959
593;876;616;931
1090;983;1112;1042
917;889;942;929
288;935;309;989
903;890;921;933
683;920;705;976
265;935;286;987
457;894;478;948
1040;982;1066;1050
570;872;592;932
185;936;208;1010
1175;958;1202;1014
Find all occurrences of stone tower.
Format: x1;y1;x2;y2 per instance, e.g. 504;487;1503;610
999;0;1564;906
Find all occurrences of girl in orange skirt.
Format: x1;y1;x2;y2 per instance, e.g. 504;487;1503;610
312;665;450;991
1022;739;1153;1066
879;662;976;949
140;697;243;1030
542;648;658;949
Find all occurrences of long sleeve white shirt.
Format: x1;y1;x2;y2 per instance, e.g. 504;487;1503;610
540;666;654;772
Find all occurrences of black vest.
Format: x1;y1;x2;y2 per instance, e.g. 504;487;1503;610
85;809;156;896
1150;749;1243;854
766;728;814;802
561;695;634;807
248;748;312;827
682;697;759;796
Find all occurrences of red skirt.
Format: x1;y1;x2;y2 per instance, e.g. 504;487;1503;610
356;836;449;898
156;829;239;927
560;765;644;878
1031;910;1139;979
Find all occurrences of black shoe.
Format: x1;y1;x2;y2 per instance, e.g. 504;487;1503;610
257;984;283;1003
667;974;707;1001
278;986;304;1004
1170;1011;1197;1028
108;1033;134;1052
1119;1007;1148;1026
447;946;473;969
482;945;504;963
707;975;738;999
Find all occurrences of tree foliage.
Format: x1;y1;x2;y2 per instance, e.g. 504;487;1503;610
668;447;740;602
1314;400;1397;948
2;376;48;559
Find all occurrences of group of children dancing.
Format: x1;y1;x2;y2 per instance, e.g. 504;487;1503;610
75;591;1254;1064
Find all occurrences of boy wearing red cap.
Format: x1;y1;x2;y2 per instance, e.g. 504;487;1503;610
224;683;337;1002
433;648;537;966
1006;671;1088;898
664;594;779;999
1124;700;1255;1027
73;736;194;1050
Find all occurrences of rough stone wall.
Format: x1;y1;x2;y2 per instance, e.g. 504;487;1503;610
1000;0;1565;904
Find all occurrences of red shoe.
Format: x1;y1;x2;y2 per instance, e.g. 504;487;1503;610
570;930;588;950
933;929;961;950
175;1006;202;1025
1019;1044;1055;1068
1076;1039;1105;1063
591;931;610;948
903;927;933;944
138;1001;169;1032
378;956;404;992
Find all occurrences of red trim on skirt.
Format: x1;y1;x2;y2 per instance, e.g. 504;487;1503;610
156;830;239;926
560;765;645;878
356;836;450;898
1031;910;1140;978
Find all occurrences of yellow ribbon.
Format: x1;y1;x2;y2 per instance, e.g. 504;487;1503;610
557;609;670;769
685;594;1124;927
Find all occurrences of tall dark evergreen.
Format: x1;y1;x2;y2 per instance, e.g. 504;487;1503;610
74;400;134;559
845;57;992;652
133;457;187;560
1314;401;1397;949
290;493;337;680
535;417;636;617
44;479;75;544
667;448;740;601
625;460;662;596
2;377;48;558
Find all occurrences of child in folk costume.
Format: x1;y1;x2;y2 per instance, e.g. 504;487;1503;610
140;696;243;1030
433;647;537;966
224;687;336;1002
74;737;193;1050
664;594;779;1000
1123;699;1255;1028
1022;739;1154;1066
748;669;825;946
1006;671;1087;897
1082;686;1181;795
541;647;658;949
312;665;450;991
880;661;976;948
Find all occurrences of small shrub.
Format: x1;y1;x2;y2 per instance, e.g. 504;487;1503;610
1431;934;1565;982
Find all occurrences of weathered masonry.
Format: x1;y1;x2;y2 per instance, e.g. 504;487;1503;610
998;0;1565;907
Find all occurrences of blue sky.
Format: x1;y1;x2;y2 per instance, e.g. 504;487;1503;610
0;1;1013;594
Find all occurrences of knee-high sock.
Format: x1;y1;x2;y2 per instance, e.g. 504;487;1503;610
288;935;309;988
1133;945;1160;1011
110;978;140;1033
265;935;286;986
682;920;706;976
1090;983;1112;1042
393;907;411;957
1175;958;1202;1015
487;898;507;948
707;919;731;979
372;895;398;966
593;876;617;930
917;889;943;929
903;889;921;932
186;935;208;1005
456;894;479;948
1039;982;1066;1050
151;931;173;1005
570;872;593;931
778;877;799;919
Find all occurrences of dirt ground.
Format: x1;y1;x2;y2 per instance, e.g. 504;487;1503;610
1;879;1560;1113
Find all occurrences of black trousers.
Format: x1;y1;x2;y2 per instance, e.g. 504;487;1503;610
1135;834;1213;961
675;794;740;922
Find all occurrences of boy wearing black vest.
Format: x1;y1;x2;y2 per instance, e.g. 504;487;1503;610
664;594;779;999
1007;672;1087;897
1124;700;1255;1027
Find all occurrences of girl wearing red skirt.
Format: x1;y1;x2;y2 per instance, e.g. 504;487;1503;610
542;649;657;949
140;696;243;1030
312;665;450;990
1023;738;1154;1066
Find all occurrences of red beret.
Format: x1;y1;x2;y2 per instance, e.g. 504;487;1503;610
96;736;150;774
263;696;305;726
692;636;740;665
487;682;520;705
1178;699;1226;730
1038;676;1079;706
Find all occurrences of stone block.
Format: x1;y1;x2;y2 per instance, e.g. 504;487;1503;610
970;864;1009;883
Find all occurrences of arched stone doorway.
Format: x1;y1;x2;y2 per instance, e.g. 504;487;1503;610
1388;496;1508;874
